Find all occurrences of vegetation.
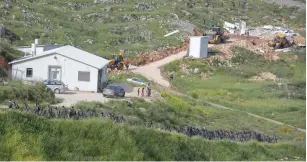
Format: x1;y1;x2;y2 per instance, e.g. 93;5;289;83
0;42;22;61
74;95;305;143
0;0;305;57
107;72;149;87
0;110;305;161
163;47;306;129
0;81;55;103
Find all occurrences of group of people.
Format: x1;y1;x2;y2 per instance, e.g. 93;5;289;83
137;84;152;97
7;101;125;123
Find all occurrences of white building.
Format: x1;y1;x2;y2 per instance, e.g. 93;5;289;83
9;45;110;92
16;39;64;57
188;36;209;58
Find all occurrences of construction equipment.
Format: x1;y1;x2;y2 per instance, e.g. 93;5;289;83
207;27;229;44
108;50;129;70
192;27;229;44
268;32;293;49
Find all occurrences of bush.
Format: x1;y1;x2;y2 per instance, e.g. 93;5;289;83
191;92;198;99
0;68;7;78
0;81;55;103
279;125;292;134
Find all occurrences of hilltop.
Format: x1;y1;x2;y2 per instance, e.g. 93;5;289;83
0;0;305;57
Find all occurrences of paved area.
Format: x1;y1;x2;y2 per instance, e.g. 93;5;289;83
54;87;160;107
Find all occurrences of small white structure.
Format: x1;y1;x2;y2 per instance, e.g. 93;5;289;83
9;45;109;92
188;36;209;58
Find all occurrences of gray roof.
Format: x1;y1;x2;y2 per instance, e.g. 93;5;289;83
9;45;110;69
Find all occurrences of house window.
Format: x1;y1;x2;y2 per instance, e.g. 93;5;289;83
26;68;33;77
78;71;90;82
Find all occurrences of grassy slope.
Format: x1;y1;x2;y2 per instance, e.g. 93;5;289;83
163;47;306;129
0;110;305;161
74;95;305;142
0;0;305;57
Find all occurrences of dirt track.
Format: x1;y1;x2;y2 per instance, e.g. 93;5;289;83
130;50;187;87
129;44;306;133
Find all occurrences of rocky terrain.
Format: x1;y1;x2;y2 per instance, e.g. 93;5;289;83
0;0;305;57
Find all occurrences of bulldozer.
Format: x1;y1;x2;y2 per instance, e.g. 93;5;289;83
108;50;130;70
192;27;229;44
207;27;229;44
268;32;293;49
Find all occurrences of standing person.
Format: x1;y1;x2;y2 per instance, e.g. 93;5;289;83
170;73;174;81
148;88;151;97
141;87;144;97
137;88;140;96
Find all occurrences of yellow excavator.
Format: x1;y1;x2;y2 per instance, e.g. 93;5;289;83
268;32;292;49
193;27;229;44
207;27;229;44
108;50;129;70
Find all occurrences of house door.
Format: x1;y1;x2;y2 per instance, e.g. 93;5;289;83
49;66;61;81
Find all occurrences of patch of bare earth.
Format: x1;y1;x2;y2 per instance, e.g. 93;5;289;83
249;72;278;81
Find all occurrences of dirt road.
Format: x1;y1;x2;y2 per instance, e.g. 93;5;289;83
130;50;187;87
129;47;306;133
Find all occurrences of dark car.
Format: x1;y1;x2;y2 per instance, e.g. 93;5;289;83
102;84;125;98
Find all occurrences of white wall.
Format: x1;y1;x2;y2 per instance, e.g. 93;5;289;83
189;36;209;58
12;54;100;92
17;47;44;55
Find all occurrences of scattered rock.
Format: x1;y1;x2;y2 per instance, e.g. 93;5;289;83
180;63;190;74
104;7;113;12
249;72;278;81
84;39;94;44
200;72;210;80
193;68;199;74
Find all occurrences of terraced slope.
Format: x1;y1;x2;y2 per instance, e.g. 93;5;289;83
0;0;305;57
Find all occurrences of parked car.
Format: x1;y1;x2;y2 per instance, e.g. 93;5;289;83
103;84;125;98
43;80;66;94
127;77;148;86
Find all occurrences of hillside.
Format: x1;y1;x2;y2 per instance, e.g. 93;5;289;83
0;107;305;161
0;0;305;57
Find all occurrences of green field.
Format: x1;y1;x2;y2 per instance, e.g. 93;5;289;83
163;47;306;129
0;0;305;57
0;109;305;161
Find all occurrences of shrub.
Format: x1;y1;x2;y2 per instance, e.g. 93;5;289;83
279;125;292;134
191;92;198;99
0;81;55;103
0;68;7;78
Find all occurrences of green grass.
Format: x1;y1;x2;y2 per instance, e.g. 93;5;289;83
73;94;305;143
0;0;305;57
163;47;306;129
0;110;305;161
